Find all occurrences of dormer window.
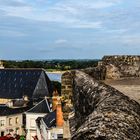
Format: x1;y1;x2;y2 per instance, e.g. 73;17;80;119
23;95;28;101
6;100;13;108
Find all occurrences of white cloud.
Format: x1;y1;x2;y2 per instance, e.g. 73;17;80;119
68;21;102;29
72;1;117;9
55;39;68;44
0;0;28;7
0;29;26;37
122;35;140;45
4;6;33;17
0;0;120;29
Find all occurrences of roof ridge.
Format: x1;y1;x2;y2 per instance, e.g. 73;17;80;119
26;99;45;112
26;98;51;113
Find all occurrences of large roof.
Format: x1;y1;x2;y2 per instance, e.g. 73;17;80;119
27;98;51;113
0;68;53;99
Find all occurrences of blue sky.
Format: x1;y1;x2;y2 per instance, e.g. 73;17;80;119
0;0;140;60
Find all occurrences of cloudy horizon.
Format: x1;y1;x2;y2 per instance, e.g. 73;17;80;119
0;0;140;60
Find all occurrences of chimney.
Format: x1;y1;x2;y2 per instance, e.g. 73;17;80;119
56;98;64;127
52;89;59;111
52;89;64;127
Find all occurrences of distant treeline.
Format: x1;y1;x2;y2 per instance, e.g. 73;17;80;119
3;60;99;70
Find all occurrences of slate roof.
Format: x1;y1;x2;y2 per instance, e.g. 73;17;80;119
36;111;56;129
43;111;56;128
0;102;33;116
0;68;53;99
0;98;51;116
27;98;51;113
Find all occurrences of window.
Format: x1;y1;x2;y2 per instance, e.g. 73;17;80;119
9;118;12;126
15;117;19;124
0;120;5;126
1;131;4;137
57;134;63;139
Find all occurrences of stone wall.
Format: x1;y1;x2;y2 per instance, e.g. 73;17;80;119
71;71;140;140
82;66;106;80
62;71;140;139
61;71;73;119
61;55;140;139
102;55;140;79
61;67;106;122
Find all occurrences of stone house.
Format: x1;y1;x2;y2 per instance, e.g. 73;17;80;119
0;104;32;137
0;115;6;136
6;113;25;136
0;68;53;137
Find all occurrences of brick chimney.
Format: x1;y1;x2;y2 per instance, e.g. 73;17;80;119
52;89;59;111
52;90;64;127
56;98;64;127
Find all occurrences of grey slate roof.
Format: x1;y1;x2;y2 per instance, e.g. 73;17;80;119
0;102;33;116
43;111;56;128
0;98;51;116
36;111;56;129
0;68;53;99
27;98;51;113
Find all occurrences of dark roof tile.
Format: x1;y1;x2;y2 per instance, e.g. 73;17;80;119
0;69;52;99
0;103;33;116
43;111;56;128
27;98;51;113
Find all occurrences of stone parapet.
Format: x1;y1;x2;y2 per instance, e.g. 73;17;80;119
61;55;140;139
71;71;140;139
102;55;140;79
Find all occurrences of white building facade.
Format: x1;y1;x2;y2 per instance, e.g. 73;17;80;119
0;116;6;136
25;113;47;140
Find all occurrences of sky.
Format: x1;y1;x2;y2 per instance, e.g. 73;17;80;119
0;0;140;60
